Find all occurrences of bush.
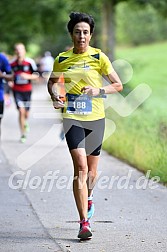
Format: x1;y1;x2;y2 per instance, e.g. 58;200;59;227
116;2;167;46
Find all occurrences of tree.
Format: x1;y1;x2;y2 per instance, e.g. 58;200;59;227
101;0;167;61
116;2;167;46
101;0;126;61
0;0;43;53
0;0;102;55
1;0;167;57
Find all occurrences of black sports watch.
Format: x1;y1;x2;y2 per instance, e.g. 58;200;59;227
99;88;105;95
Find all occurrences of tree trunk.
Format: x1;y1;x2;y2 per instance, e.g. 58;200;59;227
101;0;116;62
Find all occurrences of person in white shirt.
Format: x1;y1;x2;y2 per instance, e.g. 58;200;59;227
39;51;54;76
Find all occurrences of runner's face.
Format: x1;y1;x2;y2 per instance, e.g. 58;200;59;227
71;22;92;53
15;44;26;59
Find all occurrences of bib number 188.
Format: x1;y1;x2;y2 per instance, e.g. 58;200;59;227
67;94;92;115
74;101;86;109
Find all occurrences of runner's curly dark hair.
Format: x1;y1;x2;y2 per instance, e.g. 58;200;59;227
67;12;95;34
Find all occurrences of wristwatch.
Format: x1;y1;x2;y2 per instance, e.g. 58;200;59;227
99;88;105;95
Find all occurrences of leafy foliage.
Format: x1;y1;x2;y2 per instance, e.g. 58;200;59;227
116;2;167;46
0;0;167;56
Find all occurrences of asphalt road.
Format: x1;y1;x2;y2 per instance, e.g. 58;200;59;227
0;83;167;252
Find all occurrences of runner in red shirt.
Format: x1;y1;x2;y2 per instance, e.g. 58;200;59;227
10;43;38;143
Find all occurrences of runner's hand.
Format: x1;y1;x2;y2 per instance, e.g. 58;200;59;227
0;71;3;78
81;86;100;96
51;95;65;109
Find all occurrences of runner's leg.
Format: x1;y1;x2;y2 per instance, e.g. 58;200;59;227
19;107;26;136
70;148;88;221
87;155;100;197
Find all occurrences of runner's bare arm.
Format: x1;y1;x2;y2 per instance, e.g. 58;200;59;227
0;71;13;81
105;70;123;93
19;72;39;80
47;73;64;109
81;70;123;96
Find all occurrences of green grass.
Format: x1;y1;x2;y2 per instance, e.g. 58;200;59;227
103;42;167;183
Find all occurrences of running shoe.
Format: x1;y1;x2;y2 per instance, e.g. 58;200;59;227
78;219;92;239
88;198;95;219
20;135;26;143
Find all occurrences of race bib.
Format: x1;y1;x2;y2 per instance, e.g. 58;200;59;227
15;74;29;85
66;94;92;115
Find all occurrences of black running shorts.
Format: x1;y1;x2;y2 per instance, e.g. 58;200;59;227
13;91;31;111
63;118;105;156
